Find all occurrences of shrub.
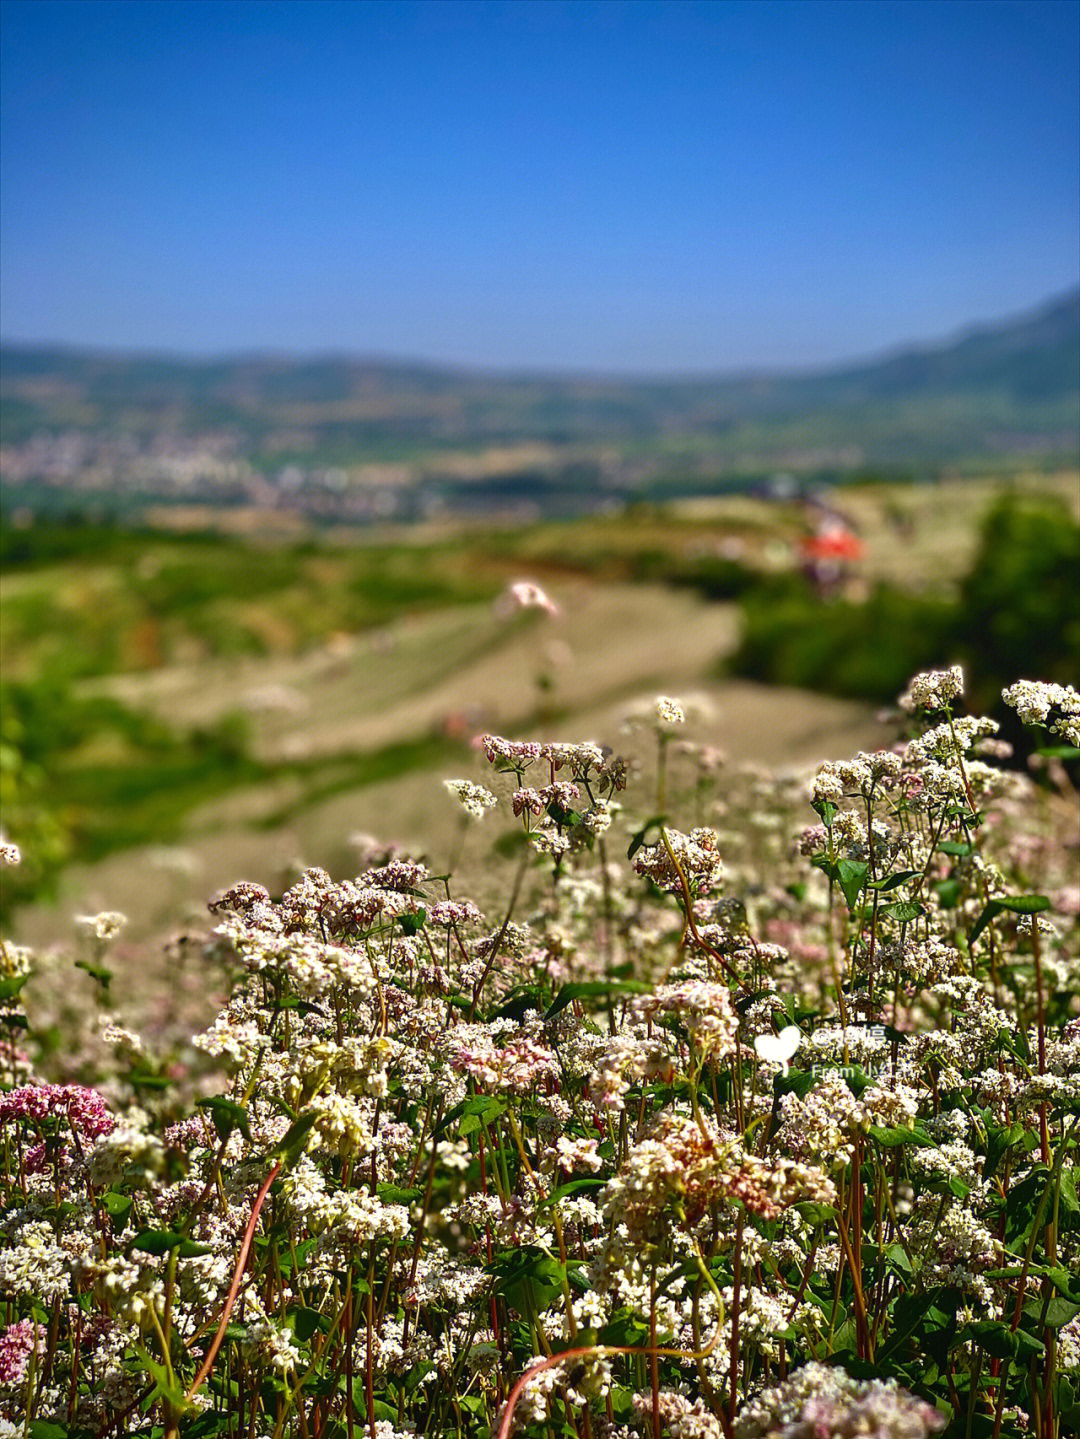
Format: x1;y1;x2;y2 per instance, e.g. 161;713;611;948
728;493;1080;740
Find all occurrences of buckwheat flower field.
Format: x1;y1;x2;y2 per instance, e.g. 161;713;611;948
1;671;1078;1439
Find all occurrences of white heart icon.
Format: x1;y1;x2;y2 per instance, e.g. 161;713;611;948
753;1025;802;1075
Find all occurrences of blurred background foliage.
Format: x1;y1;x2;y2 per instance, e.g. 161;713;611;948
729;493;1080;720
1;481;1077;924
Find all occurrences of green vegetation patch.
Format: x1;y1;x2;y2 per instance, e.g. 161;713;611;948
1;521;503;681
727;493;1080;731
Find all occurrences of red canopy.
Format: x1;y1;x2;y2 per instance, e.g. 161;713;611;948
800;527;864;561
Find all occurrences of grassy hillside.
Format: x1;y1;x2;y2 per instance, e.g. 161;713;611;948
3;289;1077;481
4;473;1075;943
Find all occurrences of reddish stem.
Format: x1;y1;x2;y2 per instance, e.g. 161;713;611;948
186;1160;281;1401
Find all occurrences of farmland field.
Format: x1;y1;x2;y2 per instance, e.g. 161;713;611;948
0;555;1076;1434
4;472;1076;1000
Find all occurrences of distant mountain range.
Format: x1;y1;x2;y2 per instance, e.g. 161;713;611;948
2;288;1077;519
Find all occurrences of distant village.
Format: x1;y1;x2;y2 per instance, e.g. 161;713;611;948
0;422;877;529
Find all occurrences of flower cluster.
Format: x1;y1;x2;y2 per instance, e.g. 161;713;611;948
0;678;1075;1438
1002;679;1080;744
734;1361;946;1439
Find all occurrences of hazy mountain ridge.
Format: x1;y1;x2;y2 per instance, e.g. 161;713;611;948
1;289;1077;500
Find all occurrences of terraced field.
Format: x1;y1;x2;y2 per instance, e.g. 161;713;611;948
6;470;1074;1043
13;581;876;954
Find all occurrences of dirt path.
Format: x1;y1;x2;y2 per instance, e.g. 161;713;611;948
13;579;882;1050
15;679;877;952
75;584;742;759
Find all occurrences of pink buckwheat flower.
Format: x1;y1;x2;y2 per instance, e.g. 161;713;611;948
0;1318;44;1383
0;1083;114;1139
506;580;560;616
0;1085;116;1167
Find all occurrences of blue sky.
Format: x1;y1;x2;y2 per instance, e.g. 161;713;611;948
1;0;1077;373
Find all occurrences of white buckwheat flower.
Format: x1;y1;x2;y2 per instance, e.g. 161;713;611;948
444;779;498;819
76;911;128;941
899;666;964;713
1003;679;1080;744
735;1360;945;1438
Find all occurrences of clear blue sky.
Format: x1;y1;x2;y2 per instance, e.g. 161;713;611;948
1;0;1077;373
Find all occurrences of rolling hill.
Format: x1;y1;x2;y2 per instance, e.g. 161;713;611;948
1;288;1077;517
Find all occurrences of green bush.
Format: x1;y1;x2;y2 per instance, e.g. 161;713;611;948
731;576;954;700
728;493;1080;723
955;493;1080;714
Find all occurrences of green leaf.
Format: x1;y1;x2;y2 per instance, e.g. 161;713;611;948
811;798;838;825
491;827;530;859
598;1307;651;1348
627;815;668;861
981;1122;1027;1182
456;1096;508;1139
0;974;28;1002
489;985;545;1021
546;801;583;828
404;1359;437;1393
826;1063;874;1096
1027;1297;1080;1329
935;878;963;909
939;840;973;857
490;1245;567;1312
136;1345;194;1412
539;1177;607;1210
435;1094;508;1139
883;1241;913;1276
269;1110;317;1164
131;1228;184;1255
177;1238;214;1258
29;1423;69;1439
879;901;924;923
74;957;112;989
197;1095;252;1143
794;1201;837;1227
997;894;1052;914
1049;1267;1080;1303
292;1306;330;1342
186;1414;234;1438
968;1320;1043;1360
836;859;868;912
971;894;1051;945
397;908;426;936
1055;1374;1080;1428
1004;1166;1050;1247
866;870;921;892
878;1286;957;1363
545;979;649;1019
375;1183;422;1206
867;1124;936;1148
774;1067;819;1099
998;1025;1032;1064
276;1238;316;1275
101;1189;133;1231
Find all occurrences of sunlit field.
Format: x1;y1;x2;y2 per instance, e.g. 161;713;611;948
4;473;1076;946
1;474;1078;1438
1;659;1078;1437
